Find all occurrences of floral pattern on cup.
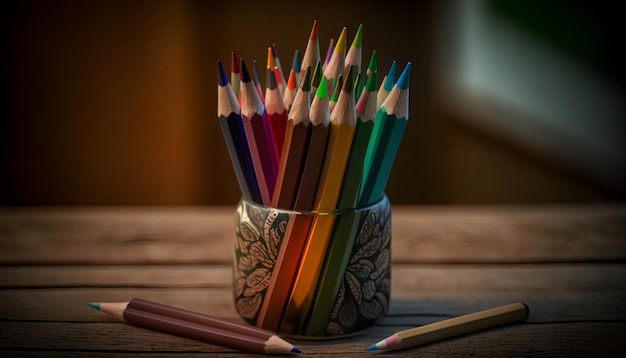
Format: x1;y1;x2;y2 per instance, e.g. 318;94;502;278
233;197;391;337
325;198;391;336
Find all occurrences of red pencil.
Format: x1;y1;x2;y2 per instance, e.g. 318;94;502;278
265;66;288;159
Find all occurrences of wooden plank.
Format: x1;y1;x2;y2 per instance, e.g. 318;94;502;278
391;205;626;263
0;321;623;357
0;265;233;288
1;286;624;323
0;206;624;265
0;207;236;265
1;264;624;293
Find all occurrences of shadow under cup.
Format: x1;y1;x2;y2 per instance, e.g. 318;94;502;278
233;196;391;338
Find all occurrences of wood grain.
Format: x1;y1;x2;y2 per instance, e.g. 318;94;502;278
0;205;624;264
0;205;624;356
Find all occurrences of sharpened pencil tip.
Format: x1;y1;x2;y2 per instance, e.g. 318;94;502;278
87;302;101;310
240;58;252;83
230;52;240;74
291;347;303;354
365;344;378;351
217;60;229;86
397;62;412;90
384;61;397;90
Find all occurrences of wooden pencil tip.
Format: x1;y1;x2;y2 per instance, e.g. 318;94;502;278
352;23;363;48
292;50;301;72
312;61;322;88
292;347;303;354
287;69;297;89
266;67;277;89
240;58;252;83
310;20;318;40
335;27;347;53
302;67;312;91
365;344;378;351
367;50;377;73
217;60;229;86
396;62;411;90
252;59;261;85
365;70;377;92
316;76;328;98
384;61;397;90
87;302;101;310
344;66;354;92
231;52;240;74
267;47;275;69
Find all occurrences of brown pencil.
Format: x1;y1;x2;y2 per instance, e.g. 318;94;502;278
258;70;313;332
88;298;302;355
271;68;313;209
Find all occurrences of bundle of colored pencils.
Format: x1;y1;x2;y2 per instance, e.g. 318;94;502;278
218;20;411;336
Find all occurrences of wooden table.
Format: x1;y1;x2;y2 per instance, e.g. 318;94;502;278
1;205;625;357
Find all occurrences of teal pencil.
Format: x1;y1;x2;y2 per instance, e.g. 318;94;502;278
359;62;411;207
304;56;378;336
376;60;396;109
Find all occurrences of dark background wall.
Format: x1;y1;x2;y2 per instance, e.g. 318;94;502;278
2;0;624;205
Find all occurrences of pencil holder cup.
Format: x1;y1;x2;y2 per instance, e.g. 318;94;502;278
232;196;391;338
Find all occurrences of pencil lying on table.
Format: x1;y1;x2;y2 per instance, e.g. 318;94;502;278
366;302;529;351
87;298;302;355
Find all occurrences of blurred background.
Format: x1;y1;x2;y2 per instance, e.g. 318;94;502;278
2;0;624;206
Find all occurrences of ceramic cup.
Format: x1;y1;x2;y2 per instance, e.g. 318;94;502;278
232;196;391;338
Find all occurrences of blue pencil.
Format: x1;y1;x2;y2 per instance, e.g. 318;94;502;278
217;60;262;204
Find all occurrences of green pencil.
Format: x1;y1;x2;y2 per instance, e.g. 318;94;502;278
359;62;411;207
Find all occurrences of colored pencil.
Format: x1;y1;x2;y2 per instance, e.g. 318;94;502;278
272;69;312;209
265;66;288;158
275;77;332;334
301;20;320;78
377;60;396;109
271;43;287;97
328;74;343;114
231;52;241;102
283;68;357;333
344;23;363;79
360;62;411;207
87;298;302;355
366;302;529;351
304;57;378;336
293;75;331;212
256;71;313;331
323;37;334;72
310;61;323;99
217;60;262;204
252;59;265;103
283;69;298;112
240;58;279;205
291;49;302;88
323;27;347;91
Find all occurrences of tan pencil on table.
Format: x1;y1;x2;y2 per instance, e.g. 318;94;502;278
366;302;529;351
88;298;302;355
